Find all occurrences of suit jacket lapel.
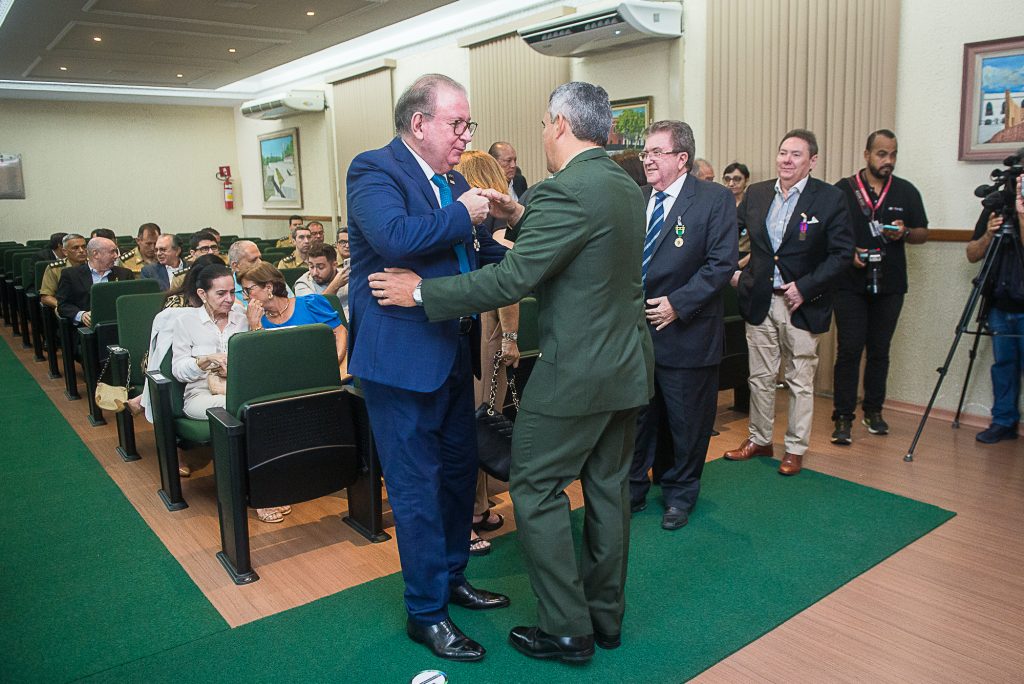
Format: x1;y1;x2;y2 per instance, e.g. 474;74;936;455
779;179;819;249
390;137;438;209
653;175;695;255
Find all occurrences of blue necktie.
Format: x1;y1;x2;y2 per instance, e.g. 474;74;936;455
641;191;667;289
432;174;470;274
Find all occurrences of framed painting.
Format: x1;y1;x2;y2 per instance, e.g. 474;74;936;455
959;36;1024;161
608;97;652;151
259;128;303;209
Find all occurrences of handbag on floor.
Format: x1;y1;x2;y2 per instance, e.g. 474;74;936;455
95;348;130;413
475;350;520;482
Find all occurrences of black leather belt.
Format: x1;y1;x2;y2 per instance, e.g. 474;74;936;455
458;316;473;335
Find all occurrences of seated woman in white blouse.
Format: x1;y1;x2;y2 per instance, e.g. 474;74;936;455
170;262;289;524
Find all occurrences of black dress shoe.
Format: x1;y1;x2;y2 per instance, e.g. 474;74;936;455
662;506;689;530
593;630;621;649
508;626;594;663
449;582;510;610
407;617;485;661
630;499;647;514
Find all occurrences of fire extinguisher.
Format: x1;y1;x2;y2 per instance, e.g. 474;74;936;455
216;165;234;210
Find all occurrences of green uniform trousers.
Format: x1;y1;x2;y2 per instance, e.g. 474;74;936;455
510;405;639;636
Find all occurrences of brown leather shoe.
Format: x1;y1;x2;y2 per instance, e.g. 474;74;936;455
778;452;803;475
723;439;774;461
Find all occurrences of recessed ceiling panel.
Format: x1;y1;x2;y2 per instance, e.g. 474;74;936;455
87;0;377;32
28;54;215;87
54;22;285;61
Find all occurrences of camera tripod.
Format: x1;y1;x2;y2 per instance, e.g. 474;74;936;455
904;219;1024;462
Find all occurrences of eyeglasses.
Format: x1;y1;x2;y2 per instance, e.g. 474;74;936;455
638;150;684;161
193;245;218;254
444;119;478;136
241;285;258;300
723;175;747;184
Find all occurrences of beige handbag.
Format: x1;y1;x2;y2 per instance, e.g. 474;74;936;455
95;350;130;412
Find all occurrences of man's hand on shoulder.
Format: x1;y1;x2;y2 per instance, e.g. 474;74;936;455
457;188;490;225
369;268;421;307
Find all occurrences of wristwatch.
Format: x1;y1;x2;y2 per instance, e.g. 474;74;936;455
501;331;518;342
412;280;423;306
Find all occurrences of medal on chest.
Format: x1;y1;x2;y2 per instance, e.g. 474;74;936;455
673;217;686;248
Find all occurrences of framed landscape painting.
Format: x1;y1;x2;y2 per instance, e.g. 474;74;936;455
959;36;1024;161
259;128;303;209
608;97;652;151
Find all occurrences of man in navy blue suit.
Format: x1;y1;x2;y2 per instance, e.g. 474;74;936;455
346;73;509;662
629;120;738;530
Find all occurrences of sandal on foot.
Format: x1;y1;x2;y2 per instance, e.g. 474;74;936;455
472;512;504;532
257;508;284;523
469;534;492;556
277;505;292;516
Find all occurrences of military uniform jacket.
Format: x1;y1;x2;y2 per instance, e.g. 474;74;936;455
276;250;307;270
423;147;655;417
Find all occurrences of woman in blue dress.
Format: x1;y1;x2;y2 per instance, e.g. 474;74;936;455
238;261;348;376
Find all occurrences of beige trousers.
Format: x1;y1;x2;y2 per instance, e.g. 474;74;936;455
745;294;820;455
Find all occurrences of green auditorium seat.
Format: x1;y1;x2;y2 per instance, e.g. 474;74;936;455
208;324;387;583
77;279;161;426
107;292;167;461
278;267;306;289
25;239;49;248
321;293;349;328
27;258;51;362
146;343;211;512
718;284;750;413
11;252;38;343
2;248;34;327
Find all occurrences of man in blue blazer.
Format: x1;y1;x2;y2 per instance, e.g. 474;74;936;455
346;73;508;662
629;120;738;530
140;234;187;291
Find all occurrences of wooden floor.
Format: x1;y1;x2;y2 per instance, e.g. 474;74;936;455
6;330;1023;681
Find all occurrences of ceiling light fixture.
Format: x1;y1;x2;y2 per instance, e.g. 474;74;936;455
306;11;315;16
59;66;68;71
176;73;184;78
228;48;237;53
93;36;102;42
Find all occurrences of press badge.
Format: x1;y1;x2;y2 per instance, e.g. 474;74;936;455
869;219;884;238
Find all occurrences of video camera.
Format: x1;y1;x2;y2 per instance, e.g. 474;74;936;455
974;151;1024;235
858;247;885;294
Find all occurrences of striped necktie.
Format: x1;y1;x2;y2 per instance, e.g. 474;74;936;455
432;173;470;274
641;191;667;289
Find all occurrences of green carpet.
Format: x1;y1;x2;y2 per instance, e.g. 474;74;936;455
1;339;955;683
0;341;228;683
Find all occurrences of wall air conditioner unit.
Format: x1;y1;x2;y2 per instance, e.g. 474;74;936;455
519;0;681;58
240;90;326;120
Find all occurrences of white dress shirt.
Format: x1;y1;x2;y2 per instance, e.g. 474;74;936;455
171;303;248;408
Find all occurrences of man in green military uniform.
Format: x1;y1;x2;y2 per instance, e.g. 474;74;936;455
370;81;654;664
276;223;312;269
39;233;88;309
119;223;161;273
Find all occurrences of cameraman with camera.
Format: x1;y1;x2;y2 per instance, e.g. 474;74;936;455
831;130;929;444
967;162;1024;445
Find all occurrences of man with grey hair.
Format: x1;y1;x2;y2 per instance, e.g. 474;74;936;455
346;73;508;662
226;240;263;303
693;157;716;182
56;236;134;326
629;120;737;530
369;81;654;663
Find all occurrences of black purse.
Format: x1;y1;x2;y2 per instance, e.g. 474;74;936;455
475;350;520;482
